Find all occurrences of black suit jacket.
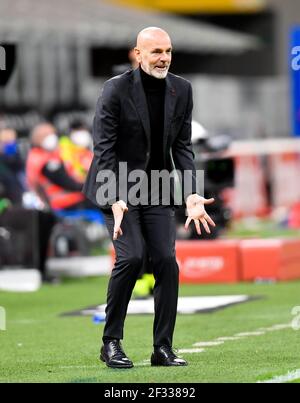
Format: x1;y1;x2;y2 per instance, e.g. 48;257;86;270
83;68;197;209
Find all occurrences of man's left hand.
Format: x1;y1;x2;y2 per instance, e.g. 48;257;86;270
185;194;216;236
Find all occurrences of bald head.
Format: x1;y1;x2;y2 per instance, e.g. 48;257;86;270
135;27;172;79
136;27;171;49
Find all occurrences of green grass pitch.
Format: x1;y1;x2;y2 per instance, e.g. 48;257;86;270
0;277;300;383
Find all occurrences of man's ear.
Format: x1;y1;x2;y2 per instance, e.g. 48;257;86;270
134;47;141;63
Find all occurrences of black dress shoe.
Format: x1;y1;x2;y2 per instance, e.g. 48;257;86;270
151;346;188;367
100;340;133;369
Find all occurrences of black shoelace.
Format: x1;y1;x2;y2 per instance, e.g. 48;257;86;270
163;346;178;359
110;341;126;359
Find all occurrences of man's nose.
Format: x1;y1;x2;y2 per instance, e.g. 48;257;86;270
160;53;171;62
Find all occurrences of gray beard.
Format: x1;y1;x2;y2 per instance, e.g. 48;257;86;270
141;64;169;79
151;69;169;79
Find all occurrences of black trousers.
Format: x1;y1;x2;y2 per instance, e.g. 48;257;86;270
102;204;179;347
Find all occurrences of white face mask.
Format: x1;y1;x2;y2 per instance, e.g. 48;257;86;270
70;130;92;148
41;134;58;151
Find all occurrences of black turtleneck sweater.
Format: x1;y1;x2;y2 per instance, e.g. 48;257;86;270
140;67;166;174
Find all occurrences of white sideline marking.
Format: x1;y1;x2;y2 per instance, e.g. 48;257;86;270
193;323;291;351
257;324;291;333
216;336;243;341
193;341;224;347
235;331;265;337
178;348;205;354
135;360;150;367
257;369;300;384
268;324;292;331
257;328;274;332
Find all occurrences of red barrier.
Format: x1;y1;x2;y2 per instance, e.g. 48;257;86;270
110;240;241;284
176;240;241;284
240;239;300;281
109;238;300;284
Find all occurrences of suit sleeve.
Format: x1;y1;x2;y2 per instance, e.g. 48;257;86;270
93;80;120;207
172;83;198;201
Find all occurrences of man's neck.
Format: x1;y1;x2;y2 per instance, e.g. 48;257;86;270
139;66;166;90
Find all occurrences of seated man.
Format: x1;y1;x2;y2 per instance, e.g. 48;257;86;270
26;122;87;211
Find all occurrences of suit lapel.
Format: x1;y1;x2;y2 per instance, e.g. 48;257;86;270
131;68;151;149
163;75;177;153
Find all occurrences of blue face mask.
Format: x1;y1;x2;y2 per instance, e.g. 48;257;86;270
3;142;18;156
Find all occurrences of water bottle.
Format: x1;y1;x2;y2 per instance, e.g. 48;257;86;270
93;313;106;324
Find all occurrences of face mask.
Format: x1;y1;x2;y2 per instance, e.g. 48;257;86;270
70;130;92;148
41;134;58;151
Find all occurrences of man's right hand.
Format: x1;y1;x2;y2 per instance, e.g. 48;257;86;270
112;200;128;240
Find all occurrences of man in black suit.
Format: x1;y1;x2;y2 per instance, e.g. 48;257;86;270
83;27;216;369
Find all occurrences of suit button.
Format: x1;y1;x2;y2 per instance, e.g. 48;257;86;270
147;152;150;157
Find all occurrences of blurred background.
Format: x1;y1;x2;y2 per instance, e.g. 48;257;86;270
0;0;300;291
